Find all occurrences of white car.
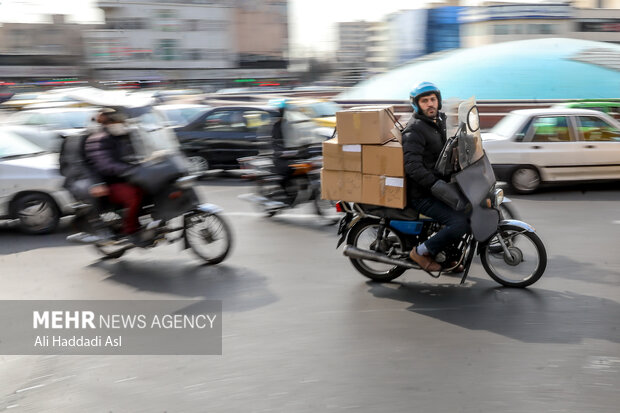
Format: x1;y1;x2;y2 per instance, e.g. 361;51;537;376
482;108;620;193
0;130;74;234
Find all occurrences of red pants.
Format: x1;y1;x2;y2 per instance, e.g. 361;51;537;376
108;183;144;234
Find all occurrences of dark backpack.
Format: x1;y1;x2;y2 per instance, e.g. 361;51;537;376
59;133;102;202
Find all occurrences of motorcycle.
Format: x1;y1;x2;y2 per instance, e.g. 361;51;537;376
64;91;233;264
238;146;340;223
335;98;546;288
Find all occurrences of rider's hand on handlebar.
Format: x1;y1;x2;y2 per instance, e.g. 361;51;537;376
89;183;110;198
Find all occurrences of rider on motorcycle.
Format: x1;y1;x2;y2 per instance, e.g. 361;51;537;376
269;98;303;202
403;82;470;272
83;107;146;243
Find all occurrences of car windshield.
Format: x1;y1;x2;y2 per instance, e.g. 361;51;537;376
50;110;95;129
0;130;46;159
161;107;206;125
489;113;528;138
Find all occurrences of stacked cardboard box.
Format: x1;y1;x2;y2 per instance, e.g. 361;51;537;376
321;105;407;209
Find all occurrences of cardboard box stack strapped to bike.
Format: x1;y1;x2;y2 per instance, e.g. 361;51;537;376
321;105;406;209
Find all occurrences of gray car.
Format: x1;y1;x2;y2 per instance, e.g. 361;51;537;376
482;108;620;193
0;130;74;234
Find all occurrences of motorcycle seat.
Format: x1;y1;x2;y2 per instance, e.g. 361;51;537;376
359;204;419;220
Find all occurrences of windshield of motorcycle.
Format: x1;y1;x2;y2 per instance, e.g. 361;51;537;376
128;108;181;161
457;96;484;169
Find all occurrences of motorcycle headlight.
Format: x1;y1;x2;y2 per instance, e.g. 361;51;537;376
494;188;504;206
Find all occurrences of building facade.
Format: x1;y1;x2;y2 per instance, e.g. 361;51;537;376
365;22;390;74
574;0;620;45
460;2;574;48
0;15;86;80
84;0;289;84
460;1;620;48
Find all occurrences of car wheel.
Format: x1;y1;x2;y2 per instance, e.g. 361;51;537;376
510;166;540;194
187;155;209;174
12;193;60;234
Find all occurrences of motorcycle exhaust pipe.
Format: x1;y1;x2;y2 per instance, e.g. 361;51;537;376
343;245;419;270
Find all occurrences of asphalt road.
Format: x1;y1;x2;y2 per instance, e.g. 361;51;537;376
0;179;619;412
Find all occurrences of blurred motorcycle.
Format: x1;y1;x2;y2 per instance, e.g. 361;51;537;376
238;147;340;223
63;90;232;263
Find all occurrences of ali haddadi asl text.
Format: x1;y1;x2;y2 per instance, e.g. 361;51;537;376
34;335;121;348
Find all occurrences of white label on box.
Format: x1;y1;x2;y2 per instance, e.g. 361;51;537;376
385;177;404;187
342;145;362;152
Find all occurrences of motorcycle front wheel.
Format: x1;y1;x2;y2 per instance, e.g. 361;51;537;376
185;212;232;265
480;224;547;288
347;220;407;282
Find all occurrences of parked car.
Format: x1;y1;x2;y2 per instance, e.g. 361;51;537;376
174;105;331;172
6;107;97;144
156;103;211;128
0;130;74;234
173;106;272;171
285;98;341;129
482;108;620;193
0;92;43;111
1;125;62;152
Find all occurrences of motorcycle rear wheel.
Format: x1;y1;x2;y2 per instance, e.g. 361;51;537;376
347;220;407;282
480;224;546;288
185;212;232;265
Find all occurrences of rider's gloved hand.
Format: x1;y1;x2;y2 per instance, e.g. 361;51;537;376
89;183;110;198
431;180;468;211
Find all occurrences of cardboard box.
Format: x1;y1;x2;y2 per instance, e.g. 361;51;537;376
322;138;362;172
336;105;397;145
362;140;404;177
362;174;407;209
321;169;363;202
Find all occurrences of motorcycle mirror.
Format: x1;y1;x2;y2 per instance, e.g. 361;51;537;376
467;106;480;132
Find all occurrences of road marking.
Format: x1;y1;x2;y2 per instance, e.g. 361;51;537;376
15;384;45;393
613;220;620;225
184;382;206;389
114;376;137;383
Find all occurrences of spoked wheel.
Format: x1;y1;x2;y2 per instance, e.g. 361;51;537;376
187;155;209;174
313;196;341;225
346;220;407;282
480;224;547;288
185;212;232;264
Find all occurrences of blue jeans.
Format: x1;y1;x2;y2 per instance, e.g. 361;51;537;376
408;197;470;256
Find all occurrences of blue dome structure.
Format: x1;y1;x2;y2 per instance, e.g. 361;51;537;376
337;38;620;100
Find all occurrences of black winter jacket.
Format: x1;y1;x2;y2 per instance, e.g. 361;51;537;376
84;130;136;184
402;112;448;199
